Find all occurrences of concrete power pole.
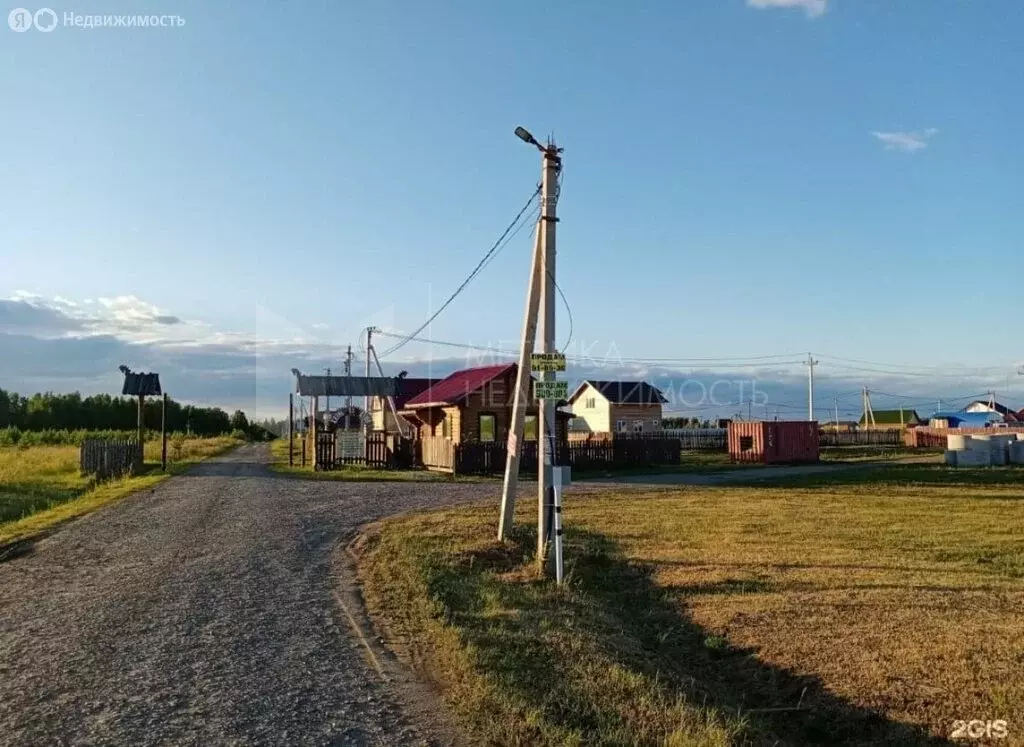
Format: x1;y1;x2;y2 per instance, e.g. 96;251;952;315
498;127;562;568
805;353;818;422
344;345;352;431
364;327;374;435
536;138;560;564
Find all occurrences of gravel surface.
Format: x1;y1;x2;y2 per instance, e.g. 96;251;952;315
0;445;513;746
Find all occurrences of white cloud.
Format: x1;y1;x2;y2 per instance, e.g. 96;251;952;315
871;128;938;153
747;0;827;18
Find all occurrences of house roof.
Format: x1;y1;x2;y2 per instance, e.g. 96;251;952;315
403;363;515;408
568;380;668;406
859;409;921;425
966;400;1018;420
392;378;441;410
930;410;1004;426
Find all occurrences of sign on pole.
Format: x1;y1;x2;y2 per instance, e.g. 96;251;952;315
530;352;567;372
534;380;569;401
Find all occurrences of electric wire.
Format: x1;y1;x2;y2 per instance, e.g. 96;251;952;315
378;185;541;358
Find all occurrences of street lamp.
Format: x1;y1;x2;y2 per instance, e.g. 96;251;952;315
514;125;541;150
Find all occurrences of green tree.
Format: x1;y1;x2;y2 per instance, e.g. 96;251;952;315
230;410;250;432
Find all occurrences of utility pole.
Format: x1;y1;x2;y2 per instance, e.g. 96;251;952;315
497;126;563;573
365;327;373;435
324;367;331;415
834;396;839;430
499;222;543;540
344;345;353;432
536;136;560;566
862;387;876;428
805;353;818;422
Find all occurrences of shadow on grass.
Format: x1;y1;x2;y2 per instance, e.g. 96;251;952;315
0;482;89;524
440;526;952;746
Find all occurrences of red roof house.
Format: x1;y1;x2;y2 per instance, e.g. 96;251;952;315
401;363;568;444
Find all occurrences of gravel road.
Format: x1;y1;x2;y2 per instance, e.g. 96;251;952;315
0;445;510;747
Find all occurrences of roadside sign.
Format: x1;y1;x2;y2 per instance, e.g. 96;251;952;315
530;353;567;372
534;380;569;401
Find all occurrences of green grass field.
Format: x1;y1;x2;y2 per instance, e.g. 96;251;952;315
0;436;239;548
359;468;1024;746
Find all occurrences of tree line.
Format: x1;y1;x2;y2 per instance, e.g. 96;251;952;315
0;388;258;438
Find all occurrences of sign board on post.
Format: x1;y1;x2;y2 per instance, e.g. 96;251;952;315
534;380;569;401
530;353;567;372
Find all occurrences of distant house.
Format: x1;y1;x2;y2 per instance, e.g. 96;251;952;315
859;409;921;430
964;400;1019;423
369;377;439;435
398;363;567;444
566;380;667;435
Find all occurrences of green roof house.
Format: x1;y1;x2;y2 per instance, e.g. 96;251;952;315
860;409;921;429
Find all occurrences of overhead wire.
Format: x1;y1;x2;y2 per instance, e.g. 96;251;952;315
378;185;542;359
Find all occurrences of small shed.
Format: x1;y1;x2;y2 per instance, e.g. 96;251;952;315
728;421;819;464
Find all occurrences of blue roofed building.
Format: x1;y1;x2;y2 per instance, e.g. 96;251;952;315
928;411;1005;429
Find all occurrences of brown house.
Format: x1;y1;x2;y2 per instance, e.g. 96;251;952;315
399;363;567;444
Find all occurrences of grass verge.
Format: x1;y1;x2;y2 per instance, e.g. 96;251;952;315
359;480;1024;745
0;436;240;549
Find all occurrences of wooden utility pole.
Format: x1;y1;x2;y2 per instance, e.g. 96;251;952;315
311;395;319;470
136;394;145;467
288;393;294;466
161;393;168;471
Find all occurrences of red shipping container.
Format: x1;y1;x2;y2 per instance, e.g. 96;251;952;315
728;421;819;464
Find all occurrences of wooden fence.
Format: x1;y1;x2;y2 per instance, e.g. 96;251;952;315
79;438;142;479
905;426;1024;449
439;436;683;476
820;429;903;447
420;435;456;473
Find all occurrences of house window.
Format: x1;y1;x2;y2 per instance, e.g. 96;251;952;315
633;420;644;433
524;415;538;441
739;436;754;451
652;418;661;431
479;413;496;442
616;419;627;433
441;415;451;439
585;397;596;409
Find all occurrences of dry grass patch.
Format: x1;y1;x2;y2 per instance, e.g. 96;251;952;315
359;476;1024;745
0;437;239;547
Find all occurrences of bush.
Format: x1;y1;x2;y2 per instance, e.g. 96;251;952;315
230;429;248;441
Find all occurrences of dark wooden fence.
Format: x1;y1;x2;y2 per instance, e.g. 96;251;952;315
906;426;1024;449
79;438;142;479
316;431;418;471
453;436;682;476
819;429;903;447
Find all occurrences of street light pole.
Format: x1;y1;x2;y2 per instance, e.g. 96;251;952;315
498;127;563;571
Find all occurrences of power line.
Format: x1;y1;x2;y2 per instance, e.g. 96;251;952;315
378;186;541;359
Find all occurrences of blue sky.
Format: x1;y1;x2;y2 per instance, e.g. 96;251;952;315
2;0;1021;417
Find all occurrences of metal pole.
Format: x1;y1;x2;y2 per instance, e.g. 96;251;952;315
288;393;294;467
537;141;560;566
498;218;544;540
